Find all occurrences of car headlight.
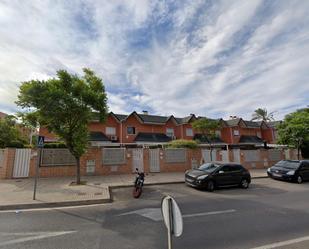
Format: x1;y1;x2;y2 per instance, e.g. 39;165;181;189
267;168;271;173
197;175;209;180
286;170;295;175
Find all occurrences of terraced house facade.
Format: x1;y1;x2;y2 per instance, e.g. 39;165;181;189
39;111;278;148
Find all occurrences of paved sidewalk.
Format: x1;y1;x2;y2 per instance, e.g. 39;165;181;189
0;169;267;210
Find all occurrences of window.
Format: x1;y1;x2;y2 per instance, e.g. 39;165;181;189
215;130;221;137
220;165;231;173
106;127;116;135
257;131;261;138
230;165;243;171
166;128;174;137
233;130;240;136
186;128;193;137
127;126;136;135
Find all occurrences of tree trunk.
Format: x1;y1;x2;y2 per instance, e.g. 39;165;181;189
76;157;81;185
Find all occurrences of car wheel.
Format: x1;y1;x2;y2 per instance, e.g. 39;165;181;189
240;178;249;189
207;181;215;192
297;175;303;184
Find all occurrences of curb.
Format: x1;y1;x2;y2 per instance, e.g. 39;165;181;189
0;176;268;211
0;198;111;211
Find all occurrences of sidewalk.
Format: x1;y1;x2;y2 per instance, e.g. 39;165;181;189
0;169;267;210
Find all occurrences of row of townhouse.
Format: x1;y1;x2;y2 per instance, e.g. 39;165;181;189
39;111;281;148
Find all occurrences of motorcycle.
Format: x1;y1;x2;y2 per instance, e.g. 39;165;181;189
133;168;145;198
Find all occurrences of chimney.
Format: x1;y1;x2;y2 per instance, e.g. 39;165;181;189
142;110;148;115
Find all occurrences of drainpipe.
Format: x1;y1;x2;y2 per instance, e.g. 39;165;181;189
230;128;233;144
120;122;123;145
181;125;184;139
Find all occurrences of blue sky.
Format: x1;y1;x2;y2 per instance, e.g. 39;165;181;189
0;0;308;119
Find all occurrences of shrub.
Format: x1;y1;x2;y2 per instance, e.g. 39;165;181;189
7;140;25;148
167;139;198;149
44;142;67;148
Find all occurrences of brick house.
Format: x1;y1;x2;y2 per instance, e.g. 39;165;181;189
39;111;278;147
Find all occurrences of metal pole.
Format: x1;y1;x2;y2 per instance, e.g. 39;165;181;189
167;197;173;249
33;148;41;200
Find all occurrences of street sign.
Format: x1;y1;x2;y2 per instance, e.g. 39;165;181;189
37;136;44;148
161;195;183;249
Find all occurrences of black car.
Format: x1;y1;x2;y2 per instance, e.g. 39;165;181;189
267;160;309;183
185;162;251;192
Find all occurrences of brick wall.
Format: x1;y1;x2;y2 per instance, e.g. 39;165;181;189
0;148;16;179
1;147;301;179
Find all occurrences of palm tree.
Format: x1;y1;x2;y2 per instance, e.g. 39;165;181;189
251;108;275;122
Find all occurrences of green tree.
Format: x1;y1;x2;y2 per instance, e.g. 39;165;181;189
277;108;309;159
192;118;220;160
251;108;275;121
0;115;25;148
16;68;108;184
17;111;39;146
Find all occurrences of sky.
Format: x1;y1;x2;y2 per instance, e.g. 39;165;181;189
0;0;308;120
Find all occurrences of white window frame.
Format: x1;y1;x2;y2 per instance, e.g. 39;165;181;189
256;131;262;138
106;127;116;135
127;126;136;135
233;130;240;136
215;130;221;137
166;128;174;137
186;128;193;137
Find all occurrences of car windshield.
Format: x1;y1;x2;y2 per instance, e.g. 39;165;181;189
274;160;300;169
198;163;221;172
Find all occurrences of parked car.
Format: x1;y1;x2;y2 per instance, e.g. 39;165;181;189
267;160;309;183
185;162;251;192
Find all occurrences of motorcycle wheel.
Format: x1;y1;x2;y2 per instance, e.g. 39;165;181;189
133;186;142;198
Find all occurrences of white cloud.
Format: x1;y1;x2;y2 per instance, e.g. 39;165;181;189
0;0;308;120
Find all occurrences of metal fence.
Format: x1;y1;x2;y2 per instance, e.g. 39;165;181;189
165;148;186;163
102;148;126;165
41;149;76;166
268;150;282;161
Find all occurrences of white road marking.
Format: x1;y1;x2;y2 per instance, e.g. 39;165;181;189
118;208;163;221
250;235;309;249
182;209;236;218
118;208;236;221
0;203;112;213
0;231;76;246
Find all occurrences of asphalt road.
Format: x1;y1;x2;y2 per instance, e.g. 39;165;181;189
1;178;309;249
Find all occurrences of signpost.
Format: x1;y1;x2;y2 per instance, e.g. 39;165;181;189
33;136;44;200
161;195;183;249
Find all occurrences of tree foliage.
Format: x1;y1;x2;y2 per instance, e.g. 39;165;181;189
192;118;220;139
277;108;309;158
0;115;26;148
16;68;108;184
251;108;275;121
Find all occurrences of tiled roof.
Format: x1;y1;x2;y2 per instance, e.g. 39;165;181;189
114;114;128;121
267;121;282;128
89;132;110;141
0;111;8;119
224;118;241;127
134;133;172;143
138;114;168;124
243;120;261;128
193;134;225;144
239;135;264;144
